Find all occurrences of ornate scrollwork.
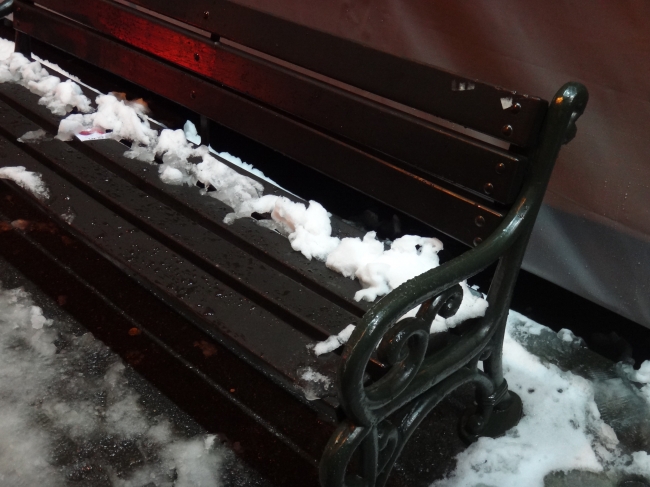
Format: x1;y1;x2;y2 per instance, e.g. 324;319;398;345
322;82;588;487
320;366;498;487
338;284;465;428
321;284;476;486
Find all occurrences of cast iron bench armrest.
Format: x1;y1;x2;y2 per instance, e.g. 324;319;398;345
321;82;588;487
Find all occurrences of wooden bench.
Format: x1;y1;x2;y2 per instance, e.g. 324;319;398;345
2;2;588;485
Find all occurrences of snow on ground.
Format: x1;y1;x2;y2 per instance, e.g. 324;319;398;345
0;281;226;487
435;311;650;487
1;279;648;487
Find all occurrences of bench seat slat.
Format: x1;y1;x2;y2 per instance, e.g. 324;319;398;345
14;4;505;247
0;104;351;410
117;0;548;147
23;0;527;205
0;98;363;341
0;82;372;319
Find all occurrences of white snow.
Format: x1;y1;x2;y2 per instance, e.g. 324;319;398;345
0;39;92;117
433;310;650;487
208;147;293;193
298;366;333;401
327;233;443;302
312;324;356;356
226;195;339;260
183;119;201;145
0;166;49;199
57;93;156;144
621;360;650;384
0;281;225;487
17;128;48;143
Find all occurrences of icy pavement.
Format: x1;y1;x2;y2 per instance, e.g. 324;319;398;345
0;259;271;487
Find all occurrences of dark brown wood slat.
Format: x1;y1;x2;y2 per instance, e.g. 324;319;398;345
0;82;372;318
117;0;548;147
13;3;504;246
0;97;362;342
25;0;526;204
0;123;343;412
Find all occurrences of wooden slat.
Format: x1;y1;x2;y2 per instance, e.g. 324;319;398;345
22;0;527;204
14;3;504;246
0;111;345;411
0;97;363;341
118;0;548;147
0;81;372;319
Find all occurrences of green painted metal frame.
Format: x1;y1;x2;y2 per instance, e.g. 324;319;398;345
320;82;589;487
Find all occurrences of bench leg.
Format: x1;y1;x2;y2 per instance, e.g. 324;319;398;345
459;324;523;443
459;235;529;443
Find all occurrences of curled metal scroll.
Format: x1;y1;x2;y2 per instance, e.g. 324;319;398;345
339;284;464;428
320;367;496;487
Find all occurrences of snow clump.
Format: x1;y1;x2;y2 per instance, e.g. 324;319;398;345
0;281;226;486
0;38;92;116
0;166;49;199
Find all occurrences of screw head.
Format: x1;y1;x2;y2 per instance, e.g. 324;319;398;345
190;91;197;99
473;237;483;247
483;183;494;195
475;215;485;227
495;163;506;174
502;124;513;137
194;53;200;62
511;102;521;114
203;10;210;19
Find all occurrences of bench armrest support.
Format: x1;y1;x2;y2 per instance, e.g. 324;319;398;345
320;82;588;487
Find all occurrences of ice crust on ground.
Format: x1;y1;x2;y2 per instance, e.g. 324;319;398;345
0;166;49;199
0;281;226;487
434;310;650;487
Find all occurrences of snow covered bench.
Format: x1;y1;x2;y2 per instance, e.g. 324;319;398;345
3;2;587;486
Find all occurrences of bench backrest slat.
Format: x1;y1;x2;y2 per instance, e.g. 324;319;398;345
32;0;529;206
123;0;549;148
14;0;551;247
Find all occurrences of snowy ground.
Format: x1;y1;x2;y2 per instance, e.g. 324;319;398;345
1;259;649;487
1;35;650;487
0;260;271;487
